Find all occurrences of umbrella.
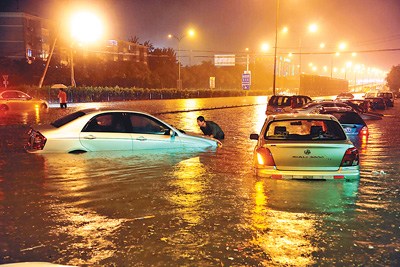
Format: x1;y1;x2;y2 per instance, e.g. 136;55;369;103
51;84;68;89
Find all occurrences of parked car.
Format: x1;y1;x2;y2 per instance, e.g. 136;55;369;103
294;100;353;114
0;90;49;111
377;91;395;107
345;99;369;113
25;109;219;153
266;95;312;115
365;97;387;110
249;113;360;180
364;90;380;98
335;92;355;101
318;107;368;138
344;99;383;120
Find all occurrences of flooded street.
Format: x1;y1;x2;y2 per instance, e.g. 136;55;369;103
0;96;399;266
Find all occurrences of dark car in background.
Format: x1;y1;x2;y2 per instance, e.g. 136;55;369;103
294;100;353;114
377;92;395;107
318;107;368;138
365;97;387;110
335;92;355;101
266;95;312;115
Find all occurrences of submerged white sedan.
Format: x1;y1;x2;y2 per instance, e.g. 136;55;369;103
250;113;360;180
25;109;219;153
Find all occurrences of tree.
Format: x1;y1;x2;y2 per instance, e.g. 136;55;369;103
386;65;400;92
143;40;154;53
148;48;177;88
128;35;140;44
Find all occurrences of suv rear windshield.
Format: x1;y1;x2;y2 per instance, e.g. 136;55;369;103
378;92;393;99
268;95;312;107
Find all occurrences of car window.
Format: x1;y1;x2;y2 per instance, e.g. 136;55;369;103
268;96;291;107
302;102;318;109
83;113;127;132
51;111;87;128
128;114;169;134
264;119;346;140
378;93;393;98
1;91;19;99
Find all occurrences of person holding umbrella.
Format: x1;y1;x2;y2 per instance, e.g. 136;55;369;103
57;88;67;108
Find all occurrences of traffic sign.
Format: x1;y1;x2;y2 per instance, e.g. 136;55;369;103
2;75;9;88
242;72;251;90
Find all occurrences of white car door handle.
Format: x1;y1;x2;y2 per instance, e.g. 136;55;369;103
136;136;146;141
83;135;96;139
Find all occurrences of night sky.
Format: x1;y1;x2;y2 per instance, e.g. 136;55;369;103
1;0;400;70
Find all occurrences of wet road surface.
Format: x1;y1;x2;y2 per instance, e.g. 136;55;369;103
0;96;399;266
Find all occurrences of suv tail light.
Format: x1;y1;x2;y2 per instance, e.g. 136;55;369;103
255;147;276;166
340;147;359;167
28;130;47;150
359;126;368;136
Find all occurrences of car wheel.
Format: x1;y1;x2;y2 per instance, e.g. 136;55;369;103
69;150;87;154
0;104;9;111
40;103;48;109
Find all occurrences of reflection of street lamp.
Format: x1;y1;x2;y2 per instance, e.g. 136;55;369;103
168;29;195;90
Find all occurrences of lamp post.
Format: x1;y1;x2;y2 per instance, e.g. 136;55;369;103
168;29;195;90
298;23;318;76
272;0;280;96
245;47;250;72
69;11;103;87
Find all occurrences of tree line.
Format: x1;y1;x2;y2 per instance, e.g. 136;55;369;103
0;45;277;90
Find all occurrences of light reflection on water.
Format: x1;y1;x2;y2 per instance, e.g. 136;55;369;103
167;156;208;226
0;96;399;266
250;181;317;266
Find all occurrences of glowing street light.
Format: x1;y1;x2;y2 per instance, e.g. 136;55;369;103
298;23;319;75
69;10;104;87
70;11;103;44
38;9;104;88
168;28;196;90
308;23;318;33
338;42;347;51
261;43;270;52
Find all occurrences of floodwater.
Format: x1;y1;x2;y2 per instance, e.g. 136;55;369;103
0;96;399;266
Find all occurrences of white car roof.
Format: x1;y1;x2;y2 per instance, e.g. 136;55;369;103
268;113;338;121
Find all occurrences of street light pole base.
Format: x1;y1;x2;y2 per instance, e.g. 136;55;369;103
177;79;182;90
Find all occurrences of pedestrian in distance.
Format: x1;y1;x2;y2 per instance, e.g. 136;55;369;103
57;88;67;108
196;115;225;140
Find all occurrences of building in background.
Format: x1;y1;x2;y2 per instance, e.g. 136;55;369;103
0;12;148;65
104;39;148;64
0;12;53;62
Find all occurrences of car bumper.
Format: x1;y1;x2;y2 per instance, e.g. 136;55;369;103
254;167;360;180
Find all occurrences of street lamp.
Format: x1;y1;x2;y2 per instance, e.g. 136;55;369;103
298;23;318;75
69;11;104;87
168;29;195;90
245;47;250;72
272;0;280;95
38;10;104;88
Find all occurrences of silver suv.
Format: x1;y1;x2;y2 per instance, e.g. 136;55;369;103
266;95;312;115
